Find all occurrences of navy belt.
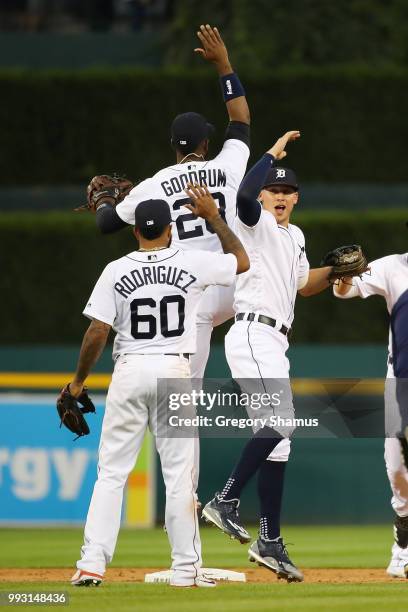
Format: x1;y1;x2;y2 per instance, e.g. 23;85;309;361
235;312;291;337
165;353;190;359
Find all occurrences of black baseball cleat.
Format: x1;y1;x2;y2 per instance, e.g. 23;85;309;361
248;537;304;582
202;493;251;544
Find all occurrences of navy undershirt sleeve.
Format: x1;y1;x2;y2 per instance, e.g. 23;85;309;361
96;203;128;234
236;153;275;226
224;121;250;147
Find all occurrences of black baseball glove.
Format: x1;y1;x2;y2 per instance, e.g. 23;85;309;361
75;173;134;212
321;244;369;282
56;384;96;440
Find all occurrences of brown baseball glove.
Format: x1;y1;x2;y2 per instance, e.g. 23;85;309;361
75;173;134;212
320;244;369;282
56;384;96;440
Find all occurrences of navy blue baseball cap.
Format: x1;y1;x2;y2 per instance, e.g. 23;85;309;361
171;112;215;153
135;199;172;231
263;167;299;190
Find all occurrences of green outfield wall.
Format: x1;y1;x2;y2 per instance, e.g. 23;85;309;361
1;211;405;344
1;67;408;185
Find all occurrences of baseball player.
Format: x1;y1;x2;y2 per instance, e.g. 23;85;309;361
334;253;408;578
68;191;249;587
93;24;250;380
202;131;336;582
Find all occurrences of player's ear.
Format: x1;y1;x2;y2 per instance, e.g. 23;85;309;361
293;191;299;205
134;227;140;240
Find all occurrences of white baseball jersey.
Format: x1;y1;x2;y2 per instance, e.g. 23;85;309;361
334;254;408;522
334;253;408;356
232;209;310;327
83;247;237;359
115;139;249;252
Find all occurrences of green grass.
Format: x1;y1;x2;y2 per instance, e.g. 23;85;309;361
1;583;408;612
0;525;393;569
0;526;405;611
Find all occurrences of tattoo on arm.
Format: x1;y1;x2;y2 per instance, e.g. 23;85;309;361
210;215;246;257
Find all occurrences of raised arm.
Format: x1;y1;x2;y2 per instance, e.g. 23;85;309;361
237;131;300;226
195;24;250;140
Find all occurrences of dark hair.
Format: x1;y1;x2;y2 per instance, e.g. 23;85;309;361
139;224;169;240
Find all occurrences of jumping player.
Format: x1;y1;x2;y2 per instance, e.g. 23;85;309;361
334;252;408;578
68;191;249;588
94;24;250;380
202;131;335;582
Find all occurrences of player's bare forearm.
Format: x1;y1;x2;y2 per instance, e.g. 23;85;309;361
298;267;333;297
71;320;111;393
209;215;250;274
226;96;250;125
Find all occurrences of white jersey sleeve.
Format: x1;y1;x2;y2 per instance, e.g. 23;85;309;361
83;262;117;325
192;251;237;288
115;177;156;225
353;257;389;298
212;139;250;190
293;227;310;288
333;256;390;300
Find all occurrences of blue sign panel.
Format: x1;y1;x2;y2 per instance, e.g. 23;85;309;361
0;394;105;523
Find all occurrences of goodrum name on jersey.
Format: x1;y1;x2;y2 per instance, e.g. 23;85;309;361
161;168;226;197
114;265;197;298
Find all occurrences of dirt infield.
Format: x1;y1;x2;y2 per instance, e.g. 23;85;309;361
0;567;402;584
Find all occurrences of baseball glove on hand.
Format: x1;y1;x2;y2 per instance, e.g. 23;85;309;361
75;174;134;212
56;384;96;439
321;244;369;282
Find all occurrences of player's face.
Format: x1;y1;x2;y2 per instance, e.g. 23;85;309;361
259;185;299;227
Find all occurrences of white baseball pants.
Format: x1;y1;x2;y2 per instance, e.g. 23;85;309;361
384;363;408;517
77;354;202;586
225;320;293;461
190;283;235;379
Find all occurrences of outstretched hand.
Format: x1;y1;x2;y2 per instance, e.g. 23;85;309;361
268;131;301;161
184;184;220;221
194;24;229;68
